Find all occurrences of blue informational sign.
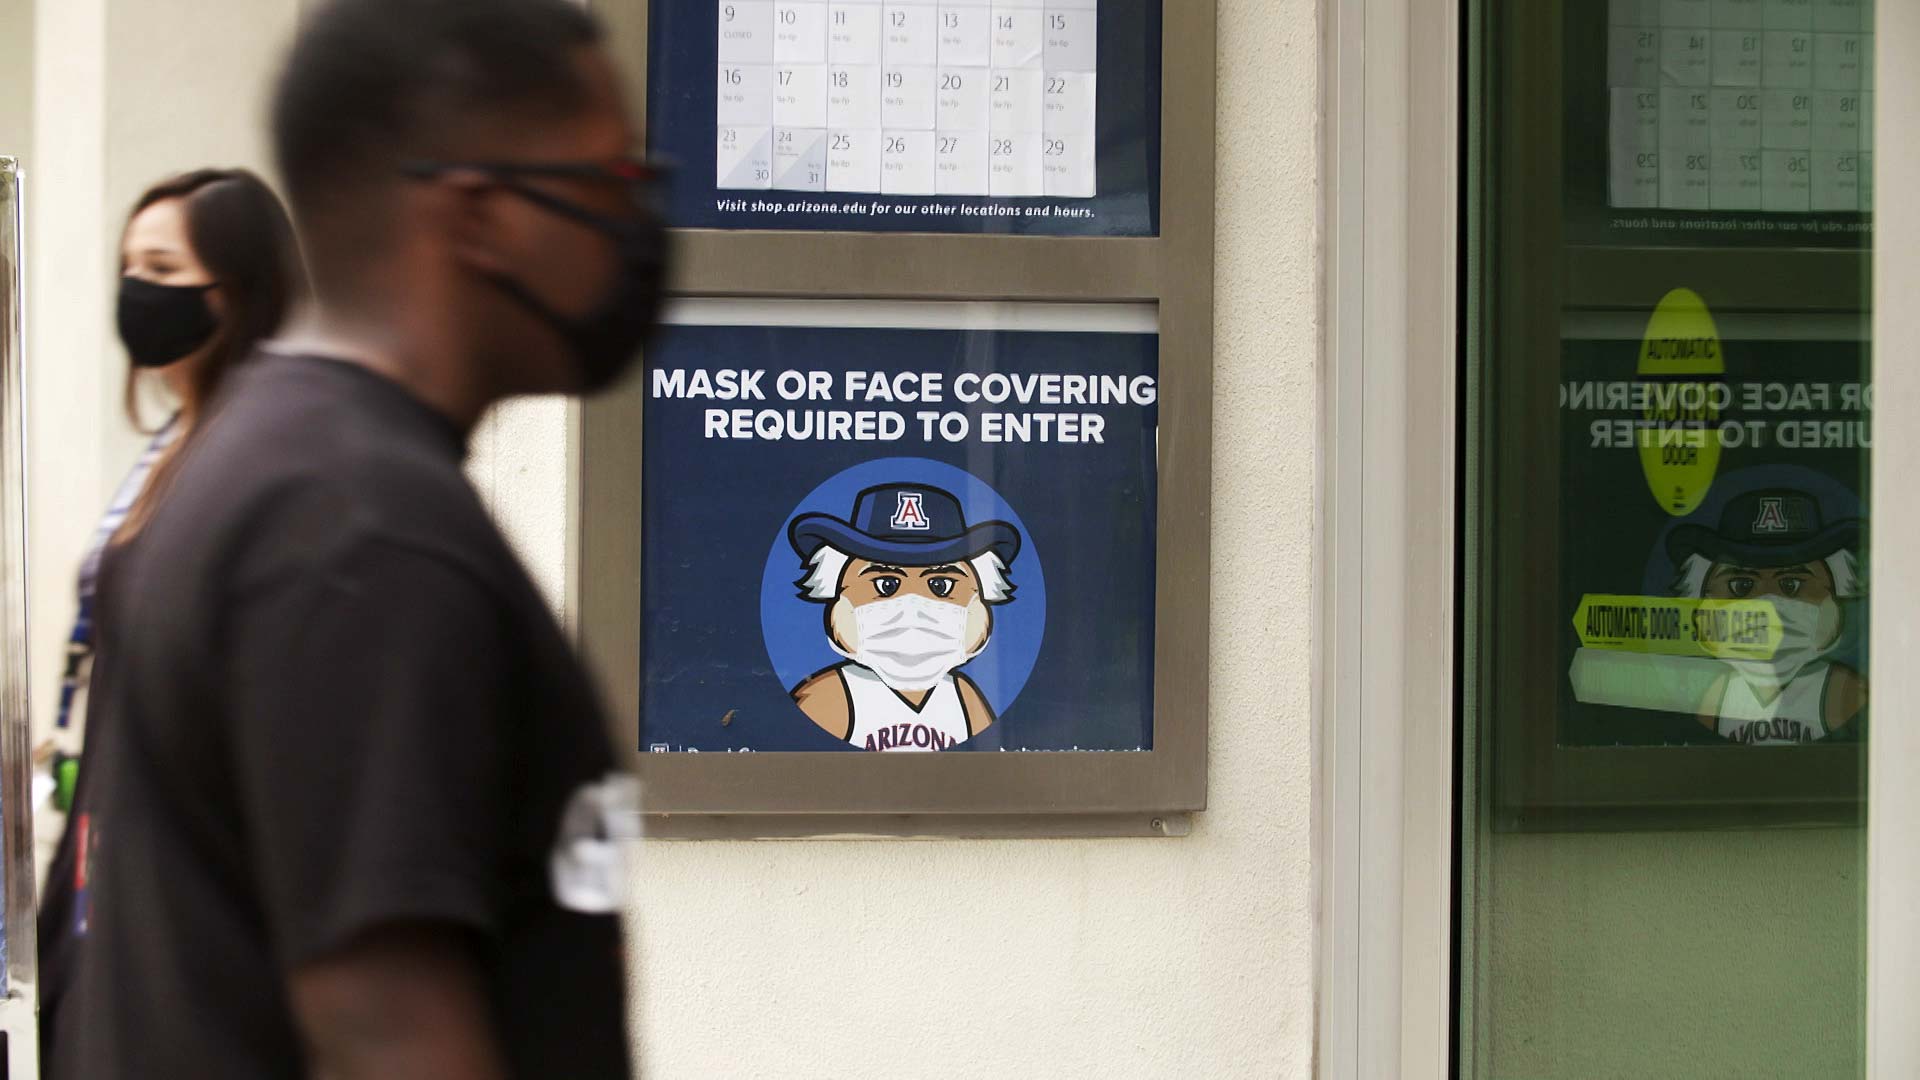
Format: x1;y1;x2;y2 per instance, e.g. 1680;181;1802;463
647;0;1163;236
640;312;1158;752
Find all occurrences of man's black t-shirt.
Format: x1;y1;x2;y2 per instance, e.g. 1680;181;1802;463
41;354;632;1078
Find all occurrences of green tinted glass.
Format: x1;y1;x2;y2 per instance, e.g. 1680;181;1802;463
1460;0;1871;1075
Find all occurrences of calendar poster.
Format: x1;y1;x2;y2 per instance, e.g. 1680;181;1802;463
646;0;1162;236
1564;0;1872;248
637;313;1158;752
1555;332;1870;748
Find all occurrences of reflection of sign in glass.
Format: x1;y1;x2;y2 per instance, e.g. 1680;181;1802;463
1662;486;1865;744
1571;594;1782;660
639;305;1159;752
1636;288;1724;515
1557;330;1870;749
1606;0;1873;214
651;0;1162;234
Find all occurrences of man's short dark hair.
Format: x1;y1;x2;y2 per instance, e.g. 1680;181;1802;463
272;0;603;214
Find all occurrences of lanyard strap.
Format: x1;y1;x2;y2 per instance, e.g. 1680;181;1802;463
55;418;181;731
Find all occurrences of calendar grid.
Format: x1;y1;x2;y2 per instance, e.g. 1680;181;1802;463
717;0;1099;198
1607;0;1873;214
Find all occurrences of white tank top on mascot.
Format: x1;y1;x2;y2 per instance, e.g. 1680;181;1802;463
842;666;970;751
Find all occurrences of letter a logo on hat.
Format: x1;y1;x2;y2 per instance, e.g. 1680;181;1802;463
891;492;930;531
1752;496;1790;534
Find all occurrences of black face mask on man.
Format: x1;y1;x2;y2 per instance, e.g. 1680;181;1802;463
398;159;671;393
117;277;219;369
480;180;668;394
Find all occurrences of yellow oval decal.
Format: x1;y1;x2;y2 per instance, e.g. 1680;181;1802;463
1637;288;1723;516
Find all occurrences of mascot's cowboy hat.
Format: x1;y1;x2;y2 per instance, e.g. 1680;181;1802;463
789;482;1021;567
1667;487;1861;569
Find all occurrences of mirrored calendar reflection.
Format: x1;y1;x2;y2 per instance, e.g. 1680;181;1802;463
1606;0;1872;213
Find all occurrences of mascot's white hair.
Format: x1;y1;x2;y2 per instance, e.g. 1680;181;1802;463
1670;548;1864;599
799;545;1016;602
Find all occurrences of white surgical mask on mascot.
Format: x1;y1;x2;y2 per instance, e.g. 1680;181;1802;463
837;594;978;691
1728;595;1842;689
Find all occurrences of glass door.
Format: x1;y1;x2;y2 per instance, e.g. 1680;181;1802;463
0;157;32;1069
1459;1;1873;1076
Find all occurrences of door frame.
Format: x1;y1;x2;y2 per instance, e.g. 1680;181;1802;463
1869;5;1920;1075
1317;0;1458;1077
1321;0;1920;1076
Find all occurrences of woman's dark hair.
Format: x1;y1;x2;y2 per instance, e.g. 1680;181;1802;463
117;169;305;540
121;168;305;431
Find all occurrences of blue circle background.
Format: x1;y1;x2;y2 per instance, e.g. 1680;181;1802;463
759;457;1048;724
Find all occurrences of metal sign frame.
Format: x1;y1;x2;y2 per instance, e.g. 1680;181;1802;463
579;1;1215;835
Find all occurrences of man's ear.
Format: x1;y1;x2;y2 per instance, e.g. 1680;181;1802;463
435;171;516;279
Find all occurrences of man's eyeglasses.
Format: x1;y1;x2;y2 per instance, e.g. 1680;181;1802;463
400;157;673;216
400;157;671;186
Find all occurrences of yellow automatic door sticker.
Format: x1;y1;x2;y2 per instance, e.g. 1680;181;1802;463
1572;594;1781;660
1638;288;1723;516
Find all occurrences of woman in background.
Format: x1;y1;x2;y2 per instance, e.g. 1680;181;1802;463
37;167;304;1060
42;167;305;801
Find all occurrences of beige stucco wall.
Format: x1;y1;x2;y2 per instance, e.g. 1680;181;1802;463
11;1;1879;1079
25;0;109;751
604;0;1321;1074
17;1;1323;1075
0;0;29;164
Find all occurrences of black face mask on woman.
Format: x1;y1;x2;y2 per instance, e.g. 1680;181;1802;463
117;277;219;369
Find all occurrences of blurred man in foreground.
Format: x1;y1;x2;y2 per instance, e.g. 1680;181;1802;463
41;1;665;1076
